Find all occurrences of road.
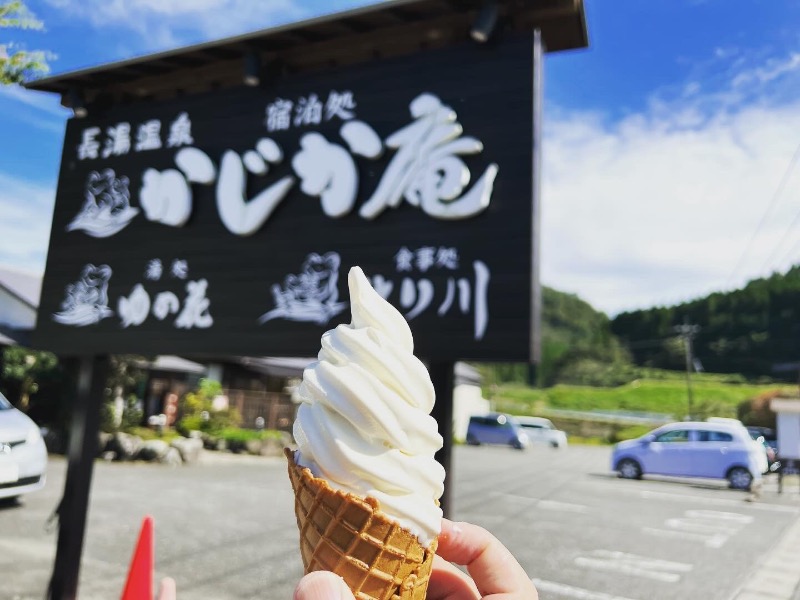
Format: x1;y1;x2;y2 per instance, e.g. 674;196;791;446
1;445;799;600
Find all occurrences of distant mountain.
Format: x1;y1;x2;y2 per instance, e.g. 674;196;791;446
611;266;800;379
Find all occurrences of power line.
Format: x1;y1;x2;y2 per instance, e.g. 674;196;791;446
774;221;800;272
758;196;800;276
725;139;800;288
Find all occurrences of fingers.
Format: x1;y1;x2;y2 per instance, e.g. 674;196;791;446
157;577;176;600
427;555;481;600
293;571;356;600
436;519;538;599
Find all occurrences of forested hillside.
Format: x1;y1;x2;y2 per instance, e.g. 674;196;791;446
478;286;631;387
480;267;800;388
611;266;800;379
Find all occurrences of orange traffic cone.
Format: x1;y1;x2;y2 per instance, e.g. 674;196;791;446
121;516;154;600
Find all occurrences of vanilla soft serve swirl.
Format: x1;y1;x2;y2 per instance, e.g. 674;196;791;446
293;266;445;546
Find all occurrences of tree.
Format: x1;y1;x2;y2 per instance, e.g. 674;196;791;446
1;1;49;84
2;345;58;410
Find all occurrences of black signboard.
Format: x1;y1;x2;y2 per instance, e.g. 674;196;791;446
35;33;535;360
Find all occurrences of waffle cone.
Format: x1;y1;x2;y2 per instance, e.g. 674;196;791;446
285;448;437;600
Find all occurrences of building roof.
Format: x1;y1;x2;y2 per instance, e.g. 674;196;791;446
0;267;41;309
235;355;482;385
25;0;587;107
135;355;208;374
0;331;18;346
455;362;482;386
236;356;315;379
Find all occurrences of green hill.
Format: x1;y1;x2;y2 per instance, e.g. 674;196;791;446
612;265;800;379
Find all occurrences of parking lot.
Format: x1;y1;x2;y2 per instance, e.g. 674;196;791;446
2;445;800;600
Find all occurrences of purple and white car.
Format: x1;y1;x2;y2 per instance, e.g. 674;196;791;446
611;420;765;491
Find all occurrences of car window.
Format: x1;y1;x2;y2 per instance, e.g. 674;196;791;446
0;392;11;410
654;429;689;443
522;424;543;429
471;416;512;428
696;430;733;442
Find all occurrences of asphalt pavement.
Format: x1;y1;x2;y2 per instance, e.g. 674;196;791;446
1;445;799;600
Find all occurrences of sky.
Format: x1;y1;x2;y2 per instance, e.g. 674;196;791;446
3;0;800;317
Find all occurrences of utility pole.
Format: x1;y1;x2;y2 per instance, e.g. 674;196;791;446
674;319;700;420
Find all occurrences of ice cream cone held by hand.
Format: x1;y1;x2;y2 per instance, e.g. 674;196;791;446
287;266;445;600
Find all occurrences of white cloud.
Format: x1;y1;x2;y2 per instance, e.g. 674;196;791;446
0;172;55;275
542;41;800;317
731;52;800;88
542;98;800;316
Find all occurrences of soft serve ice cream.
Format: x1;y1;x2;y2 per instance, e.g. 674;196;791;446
292;266;445;547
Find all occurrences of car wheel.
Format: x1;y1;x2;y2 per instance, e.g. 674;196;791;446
727;467;753;491
511;439;525;450
617;458;642;480
550;441;560;449
466;435;480;446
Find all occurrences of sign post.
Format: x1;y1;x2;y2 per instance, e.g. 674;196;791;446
430;361;455;515
48;355;108;600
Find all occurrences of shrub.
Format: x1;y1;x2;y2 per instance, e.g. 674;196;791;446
176;378;241;436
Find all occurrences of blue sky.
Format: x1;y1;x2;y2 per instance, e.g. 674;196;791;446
3;0;800;315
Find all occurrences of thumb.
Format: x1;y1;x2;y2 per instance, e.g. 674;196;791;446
293;571;355;600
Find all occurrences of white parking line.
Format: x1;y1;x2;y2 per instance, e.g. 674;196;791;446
639;490;800;513
532;578;639;600
664;517;741;535
643;509;753;548
538;500;589;513
490;492;589;513
685;510;754;523
574;550;692;583
642;526;728;548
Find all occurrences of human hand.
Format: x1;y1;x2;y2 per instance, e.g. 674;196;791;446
293;518;538;600
157;577;176;600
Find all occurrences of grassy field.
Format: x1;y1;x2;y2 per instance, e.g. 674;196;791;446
486;370;796;443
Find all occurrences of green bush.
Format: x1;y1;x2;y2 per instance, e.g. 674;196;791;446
607;424;653;444
125;426;181;442
176;378;241;436
217;427;283;443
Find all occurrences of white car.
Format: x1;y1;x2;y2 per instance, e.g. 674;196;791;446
515;416;568;448
0;392;47;500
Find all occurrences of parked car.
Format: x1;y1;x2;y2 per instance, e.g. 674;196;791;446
515;416;568;448
706;418;772;474
466;413;529;450
0;392;47;501
611;421;764;490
